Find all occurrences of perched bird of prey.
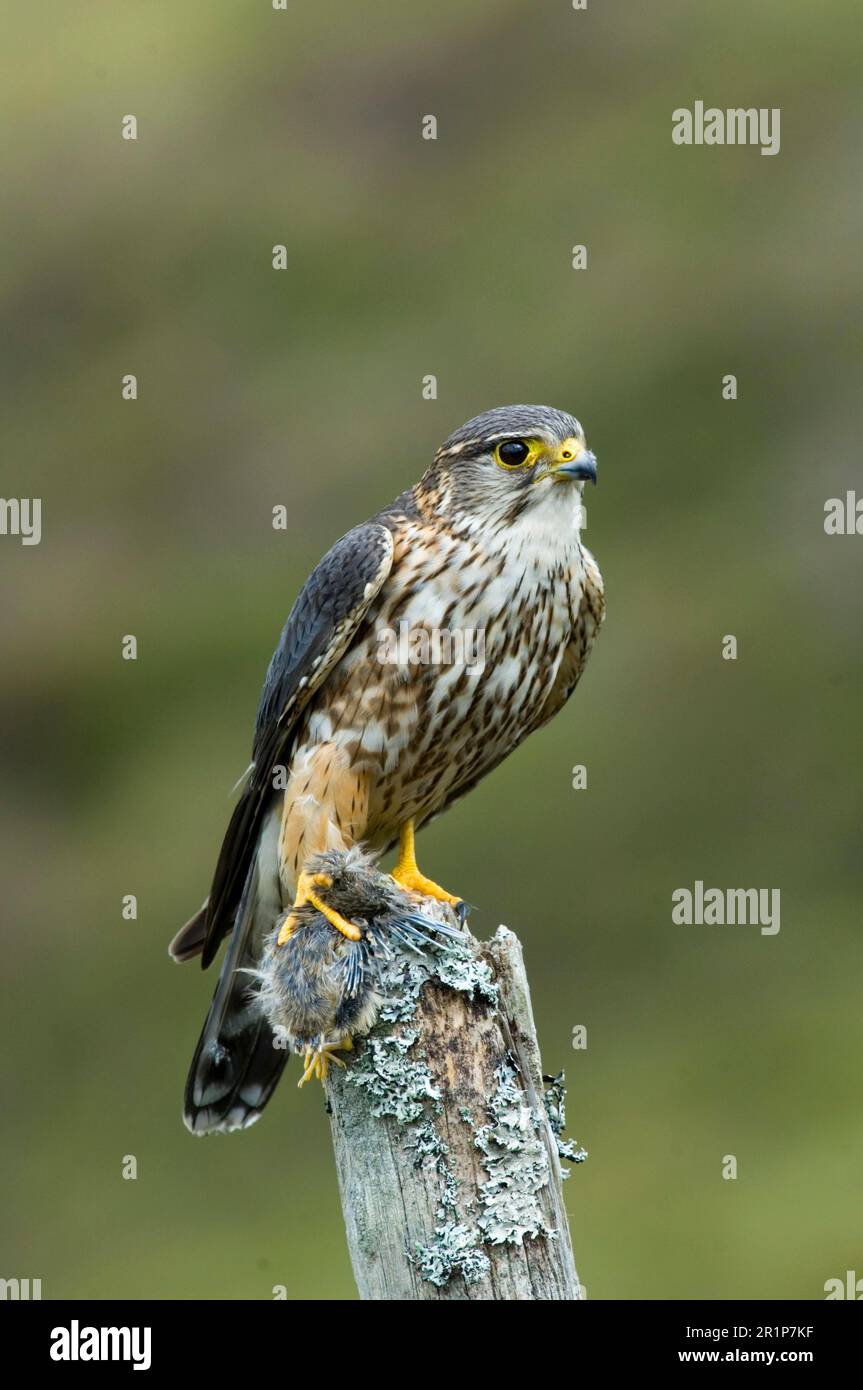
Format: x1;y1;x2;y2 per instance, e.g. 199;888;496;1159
253;847;463;1087
171;404;605;1133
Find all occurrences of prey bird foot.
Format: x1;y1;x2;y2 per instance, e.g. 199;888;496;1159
277;870;361;946
297;1037;353;1089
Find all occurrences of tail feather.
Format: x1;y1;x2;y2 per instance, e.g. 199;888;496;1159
169;901;209;963
183;809;286;1134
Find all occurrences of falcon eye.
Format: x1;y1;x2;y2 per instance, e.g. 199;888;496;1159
495;439;531;468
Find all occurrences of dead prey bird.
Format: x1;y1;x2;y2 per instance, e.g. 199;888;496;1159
253;848;463;1086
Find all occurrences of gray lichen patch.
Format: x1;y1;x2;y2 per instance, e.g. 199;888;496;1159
543;1071;588;1176
377;927;497;1025
345;1029;438;1124
432;938;497;1004
412;1222;491;1288
474;1063;556;1247
404;1120;459;1216
378;959;431;1024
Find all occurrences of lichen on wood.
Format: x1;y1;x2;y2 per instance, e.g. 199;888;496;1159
325;914;585;1301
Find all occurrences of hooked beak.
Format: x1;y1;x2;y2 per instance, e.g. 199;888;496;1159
535;440;598;485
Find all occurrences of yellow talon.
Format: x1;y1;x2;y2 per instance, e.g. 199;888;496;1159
277;870;361;946
297;1038;353;1089
391;818;461;906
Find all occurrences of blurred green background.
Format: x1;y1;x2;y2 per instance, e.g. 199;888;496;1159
2;0;861;1300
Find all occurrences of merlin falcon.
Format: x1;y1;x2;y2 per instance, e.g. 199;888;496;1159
172;404;605;1132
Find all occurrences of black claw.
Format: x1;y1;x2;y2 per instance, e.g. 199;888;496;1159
455;900;470;927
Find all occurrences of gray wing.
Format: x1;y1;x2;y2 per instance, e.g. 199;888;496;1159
199;522;394;968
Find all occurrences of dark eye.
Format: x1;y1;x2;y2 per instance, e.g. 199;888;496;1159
496;439;530;467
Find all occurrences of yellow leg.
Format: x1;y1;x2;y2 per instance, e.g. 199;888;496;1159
391;818;461;906
298;1037;353;1089
277;871;361;946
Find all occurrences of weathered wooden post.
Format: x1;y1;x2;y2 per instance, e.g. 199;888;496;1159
325;918;586;1300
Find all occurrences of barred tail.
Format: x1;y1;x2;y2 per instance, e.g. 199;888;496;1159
182;810;286;1133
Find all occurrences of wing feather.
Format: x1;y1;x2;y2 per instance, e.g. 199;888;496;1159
199;522;394;968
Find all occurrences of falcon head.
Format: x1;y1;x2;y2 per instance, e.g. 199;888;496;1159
419;404;597;524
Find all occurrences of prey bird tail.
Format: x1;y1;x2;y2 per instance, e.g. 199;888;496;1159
183;809;285;1134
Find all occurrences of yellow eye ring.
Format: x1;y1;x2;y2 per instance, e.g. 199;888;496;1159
495;439;532;469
